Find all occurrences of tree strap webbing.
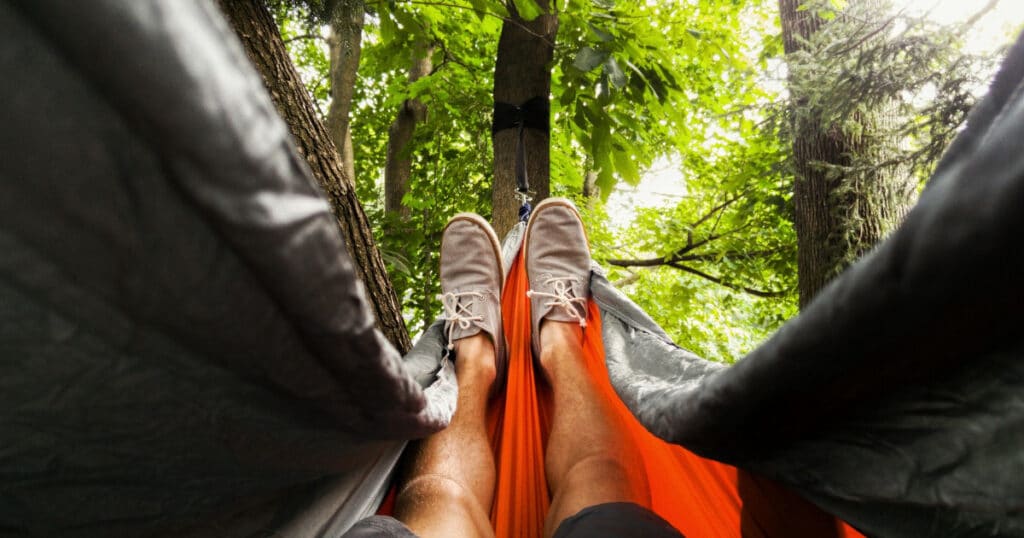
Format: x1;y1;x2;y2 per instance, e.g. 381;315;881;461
493;96;549;221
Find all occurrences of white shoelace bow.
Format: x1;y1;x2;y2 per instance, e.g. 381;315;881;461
527;277;587;328
438;290;486;350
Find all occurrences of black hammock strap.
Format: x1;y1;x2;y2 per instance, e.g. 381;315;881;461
493;96;549;221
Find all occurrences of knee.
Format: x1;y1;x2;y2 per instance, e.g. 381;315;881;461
562;452;633;483
396;474;477;515
395;474;494;537
555;452;650;504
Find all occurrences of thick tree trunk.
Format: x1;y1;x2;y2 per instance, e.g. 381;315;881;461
384;41;434;219
491;2;558;237
779;0;916;309
325;0;364;187
218;0;412;352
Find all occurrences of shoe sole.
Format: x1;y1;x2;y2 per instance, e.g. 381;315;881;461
443;212;506;288
522;197;589;280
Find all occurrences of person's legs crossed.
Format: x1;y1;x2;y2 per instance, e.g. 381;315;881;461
391;214;506;538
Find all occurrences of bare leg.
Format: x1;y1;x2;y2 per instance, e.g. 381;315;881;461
394;333;496;538
539;321;650;537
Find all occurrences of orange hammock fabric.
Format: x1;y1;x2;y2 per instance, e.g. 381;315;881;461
383;249;865;537
488;251;864;538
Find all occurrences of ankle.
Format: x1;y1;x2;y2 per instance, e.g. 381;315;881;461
538;321;583;373
453;333;498;388
540;320;583;349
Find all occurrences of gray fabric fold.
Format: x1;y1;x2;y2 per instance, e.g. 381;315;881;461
0;1;441;535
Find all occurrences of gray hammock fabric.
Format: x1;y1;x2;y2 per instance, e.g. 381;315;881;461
1;1;1021;536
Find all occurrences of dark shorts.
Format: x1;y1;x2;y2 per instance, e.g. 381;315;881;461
341;502;684;538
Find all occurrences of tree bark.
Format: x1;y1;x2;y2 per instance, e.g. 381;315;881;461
779;0;916;309
384;40;434;219
491;2;558;237
325;0;365;187
218;0;412;353
582;169;599;205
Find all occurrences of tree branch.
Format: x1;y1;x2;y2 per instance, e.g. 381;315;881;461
283;33;326;44
607;247;784;267
961;0;1000;34
828;13;896;57
692;190;746;229
666;262;790;298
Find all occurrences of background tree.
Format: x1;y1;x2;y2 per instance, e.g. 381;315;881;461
326;0;365;186
601;0;1004;359
349;1;500;333
778;0;1000;307
267;0;365;185
779;0;915;307
385;38;434;221
491;0;558;236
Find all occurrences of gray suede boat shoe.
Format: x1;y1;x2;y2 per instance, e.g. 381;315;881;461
523;198;591;359
438;213;506;382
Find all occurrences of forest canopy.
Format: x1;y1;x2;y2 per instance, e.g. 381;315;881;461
251;0;1019;361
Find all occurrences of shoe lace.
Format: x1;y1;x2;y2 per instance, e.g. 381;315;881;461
437;290;486;350
526;277;587;328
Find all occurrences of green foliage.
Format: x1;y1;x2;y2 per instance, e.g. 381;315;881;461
353;1;499;333
511;0;545;21
780;0;1006;279
271;0;1011;360
270;0;800;355
597;124;800;362
552;0;757;200
274;3;331;118
571;0;800;361
783;0;1003;183
269;0;334;25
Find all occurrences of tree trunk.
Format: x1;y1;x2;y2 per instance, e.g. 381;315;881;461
384;40;434;219
779;0;916;309
218;0;412;353
491;2;558;237
582;169;599;204
325;0;365;187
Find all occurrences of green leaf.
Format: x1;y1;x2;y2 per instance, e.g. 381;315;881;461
591;119;614;199
392;8;420;32
511;0;544;21
604;57;626;88
380;249;412;277
597;74;612;106
595;165;615;201
379;13;399;42
572;105;589;131
468;0;489;20
612;147;640;186
573;46;608;72
588;22;614;43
